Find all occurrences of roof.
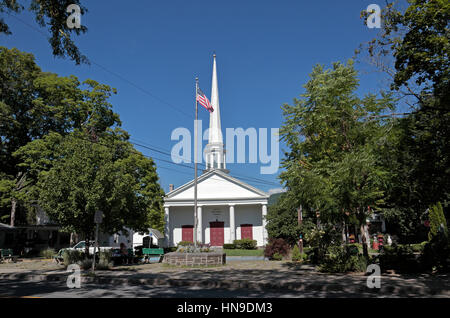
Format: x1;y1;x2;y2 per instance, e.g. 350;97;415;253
149;228;164;239
165;169;269;204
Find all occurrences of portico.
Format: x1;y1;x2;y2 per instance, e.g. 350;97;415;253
164;170;269;247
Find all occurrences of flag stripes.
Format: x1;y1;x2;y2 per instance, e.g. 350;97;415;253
196;87;214;112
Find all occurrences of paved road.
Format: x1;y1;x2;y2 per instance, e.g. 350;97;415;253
0;279;439;298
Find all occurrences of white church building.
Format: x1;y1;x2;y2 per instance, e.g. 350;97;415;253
164;55;269;247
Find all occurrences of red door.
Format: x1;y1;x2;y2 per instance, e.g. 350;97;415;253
210;222;224;246
241;224;253;240
182;225;194;242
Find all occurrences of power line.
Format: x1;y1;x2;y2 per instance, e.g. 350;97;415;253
2;14;280;188
5;12;192;119
0;112;280;187
130;138;280;186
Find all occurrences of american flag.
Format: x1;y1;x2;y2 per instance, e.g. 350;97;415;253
196;87;214;112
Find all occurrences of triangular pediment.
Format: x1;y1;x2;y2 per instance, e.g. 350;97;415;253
165;170;268;201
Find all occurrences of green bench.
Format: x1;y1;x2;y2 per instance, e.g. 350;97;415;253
1;249;17;263
142;248;164;263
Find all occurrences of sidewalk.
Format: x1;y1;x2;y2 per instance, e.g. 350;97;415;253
1;260;449;297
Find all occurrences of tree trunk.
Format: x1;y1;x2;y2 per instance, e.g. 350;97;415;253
10;198;17;227
70;233;79;246
10;171;27;227
85;238;90;260
342;221;346;245
360;223;369;258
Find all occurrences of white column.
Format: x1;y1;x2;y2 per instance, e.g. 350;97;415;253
229;204;235;243
197;206;203;243
262;204;268;245
164;206;170;247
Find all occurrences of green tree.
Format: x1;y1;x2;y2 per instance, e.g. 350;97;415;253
361;0;449;101
15;129;165;253
428;202;448;241
279;60;393;256
266;191;315;245
359;0;450;241
0;47;120;225
1;0;88;64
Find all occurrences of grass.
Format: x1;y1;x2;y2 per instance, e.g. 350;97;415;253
224;249;264;257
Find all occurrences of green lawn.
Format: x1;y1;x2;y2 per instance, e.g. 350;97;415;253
224;249;264;256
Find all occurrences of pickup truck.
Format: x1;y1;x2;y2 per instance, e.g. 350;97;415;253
54;241;121;263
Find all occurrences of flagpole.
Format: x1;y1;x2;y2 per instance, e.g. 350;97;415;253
194;77;199;249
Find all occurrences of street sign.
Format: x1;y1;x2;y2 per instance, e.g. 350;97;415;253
94;210;103;224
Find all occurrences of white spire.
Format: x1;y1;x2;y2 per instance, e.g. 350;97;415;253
208;54;223;144
205;54;227;172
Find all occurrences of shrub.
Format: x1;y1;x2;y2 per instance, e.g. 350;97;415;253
40;248;56;259
62;250;85;268
223;243;236;249
379;244;420;273
264;238;290;260
96;260;111;270
233;239;257;250
164;247;177;253
319;245;368;273
79;259;93;270
420;234;450;272
291;245;302;262
318;246;347;273
99;250;112;264
176;244;212;253
409;242;427;253
347;255;368;272
272;253;283;261
178;241;194;247
96;250;113;270
345;244;360;256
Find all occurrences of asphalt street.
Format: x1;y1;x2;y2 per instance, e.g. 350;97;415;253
0;279;423;298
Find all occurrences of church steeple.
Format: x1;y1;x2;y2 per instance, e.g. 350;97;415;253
205;54;227;173
208;54;223;144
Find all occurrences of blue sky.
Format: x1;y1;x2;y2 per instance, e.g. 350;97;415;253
1;0;390;193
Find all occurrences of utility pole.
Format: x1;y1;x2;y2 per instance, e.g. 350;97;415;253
92;210;103;272
298;205;303;254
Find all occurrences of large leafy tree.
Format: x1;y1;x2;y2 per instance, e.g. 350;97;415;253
1;0;88;64
361;0;449;102
15;128;165;245
0;46;120;225
360;0;450;241
278;61;394;256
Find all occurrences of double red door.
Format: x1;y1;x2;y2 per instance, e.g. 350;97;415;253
210;222;224;246
240;224;253;240
182;225;194;242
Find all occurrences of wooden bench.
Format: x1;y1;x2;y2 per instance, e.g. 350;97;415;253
1;249;17;263
142;248;164;263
